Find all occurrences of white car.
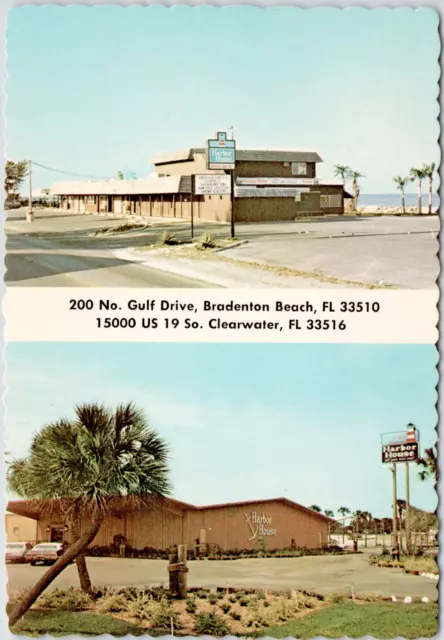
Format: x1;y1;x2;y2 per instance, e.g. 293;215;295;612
5;542;33;563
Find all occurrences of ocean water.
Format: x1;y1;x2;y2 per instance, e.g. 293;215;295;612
359;193;440;207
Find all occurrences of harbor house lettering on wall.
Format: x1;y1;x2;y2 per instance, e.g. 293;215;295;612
245;511;277;541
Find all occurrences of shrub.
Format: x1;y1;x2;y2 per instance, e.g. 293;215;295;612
157;231;178;246
186;598;197;614
368;554;379;565
228;594;237;603
117;586;139;600
196;232;217;250
239;596;250;607
208;594;219;605
128;595;182;631
36;588;93;612
229;611;242;621
325;591;348;604
97;593;130;613
194;612;230;636
220;602;231;614
196;589;208;599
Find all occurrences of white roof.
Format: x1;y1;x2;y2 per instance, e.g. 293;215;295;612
50;175;183;196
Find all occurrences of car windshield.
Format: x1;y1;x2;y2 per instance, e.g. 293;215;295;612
33;544;59;550
6;544;25;549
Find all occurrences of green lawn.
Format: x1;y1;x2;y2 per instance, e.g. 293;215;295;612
10;601;438;638
11;610;146;637
263;601;438;639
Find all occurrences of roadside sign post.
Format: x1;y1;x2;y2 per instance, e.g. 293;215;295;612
206;132;236;238
190;174;195;241
381;425;419;559
391;463;399;559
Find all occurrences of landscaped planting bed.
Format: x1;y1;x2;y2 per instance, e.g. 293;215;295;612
8;585;437;637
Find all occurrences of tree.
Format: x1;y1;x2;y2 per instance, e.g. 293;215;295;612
309;505;322;513
117;170;124;180
349;169;364;210
7;402;171;627
410;167;427;214
337;506;351;543
324;509;335;517
5;160;28;203
393;176;411;214
422;163;436;215
416;445;438;483
333;164;351;185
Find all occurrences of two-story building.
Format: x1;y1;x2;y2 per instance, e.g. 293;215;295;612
51;147;351;222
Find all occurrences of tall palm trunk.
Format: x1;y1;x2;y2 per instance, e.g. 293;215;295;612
70;505;92;594
9;513;103;628
428;177;433;214
417;179;422;214
401;190;405;214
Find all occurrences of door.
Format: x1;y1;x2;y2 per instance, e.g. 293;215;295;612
50;526;64;543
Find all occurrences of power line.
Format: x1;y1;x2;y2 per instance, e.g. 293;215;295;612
31;160;112;180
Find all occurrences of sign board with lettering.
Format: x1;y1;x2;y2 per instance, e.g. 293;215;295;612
235;186;310;198
237;177;319;187
381;428;419;463
194;174;231;195
245;512;277;541
207;132;236;170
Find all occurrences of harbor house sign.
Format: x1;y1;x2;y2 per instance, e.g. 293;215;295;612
245;512;277;541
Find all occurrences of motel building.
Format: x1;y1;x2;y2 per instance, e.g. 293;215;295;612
6;497;333;552
50;148;353;223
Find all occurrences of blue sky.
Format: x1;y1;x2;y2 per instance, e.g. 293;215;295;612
5;343;437;518
6;6;440;193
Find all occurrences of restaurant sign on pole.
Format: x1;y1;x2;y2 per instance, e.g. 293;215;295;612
381;427;419;463
194;174;231;195
207;132;236;170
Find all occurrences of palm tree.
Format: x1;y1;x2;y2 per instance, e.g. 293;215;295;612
422;163;436;214
410;167;427;214
337;506;351;543
324;509;335;517
333;164;351;185
309;505;322;513
393;176;411;214
417;445;438;483
349;169;364;210
7;402;171;628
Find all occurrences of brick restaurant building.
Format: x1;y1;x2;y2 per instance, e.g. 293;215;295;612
7;497;332;551
50;148;352;222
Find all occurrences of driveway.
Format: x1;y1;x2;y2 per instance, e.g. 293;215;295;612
7;553;438;600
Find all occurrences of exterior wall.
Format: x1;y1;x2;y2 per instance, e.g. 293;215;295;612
200;195;231;222
235;161;316;179
183;501;329;550
5;514;38;544
154;154;207;177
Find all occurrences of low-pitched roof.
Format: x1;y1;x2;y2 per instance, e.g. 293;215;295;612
193;497;334;523
153;148;323;165
50;175;189;196
7;496;333;523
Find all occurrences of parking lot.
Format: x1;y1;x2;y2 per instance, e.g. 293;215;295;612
5;209;439;288
7;552;438;600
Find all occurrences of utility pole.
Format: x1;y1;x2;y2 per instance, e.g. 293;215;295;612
27;159;33;222
405;462;411;554
392;463;399;560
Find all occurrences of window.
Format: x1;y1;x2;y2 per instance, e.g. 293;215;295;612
291;162;307;176
13;527;19;536
321;194;342;208
86;195;95;204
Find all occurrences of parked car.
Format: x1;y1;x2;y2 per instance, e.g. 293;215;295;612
5;542;33;563
25;542;67;566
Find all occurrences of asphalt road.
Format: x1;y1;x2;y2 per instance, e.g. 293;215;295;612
6;553;438;600
6;225;215;288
